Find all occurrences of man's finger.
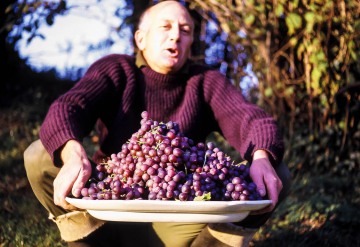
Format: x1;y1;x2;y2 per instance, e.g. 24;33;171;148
56;197;78;210
251;174;267;198
265;175;282;206
72;158;92;197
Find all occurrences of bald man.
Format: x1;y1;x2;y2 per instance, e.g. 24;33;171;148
24;1;290;246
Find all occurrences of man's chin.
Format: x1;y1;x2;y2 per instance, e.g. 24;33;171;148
153;58;184;74
162;62;181;72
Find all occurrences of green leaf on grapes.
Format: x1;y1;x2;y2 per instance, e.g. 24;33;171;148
194;192;211;201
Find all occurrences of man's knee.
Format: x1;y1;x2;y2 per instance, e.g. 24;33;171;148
24;139;53;183
24;139;44;163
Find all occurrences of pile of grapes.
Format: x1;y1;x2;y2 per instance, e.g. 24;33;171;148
80;111;263;202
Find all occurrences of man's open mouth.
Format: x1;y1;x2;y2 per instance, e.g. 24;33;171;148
166;48;179;57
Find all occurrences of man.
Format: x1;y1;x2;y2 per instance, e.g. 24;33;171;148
24;1;291;246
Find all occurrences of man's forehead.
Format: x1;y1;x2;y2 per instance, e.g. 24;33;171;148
149;2;193;24
157;15;192;24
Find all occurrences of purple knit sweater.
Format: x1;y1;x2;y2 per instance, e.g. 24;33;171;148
39;54;284;166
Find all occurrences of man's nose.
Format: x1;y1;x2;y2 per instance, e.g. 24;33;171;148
169;27;180;42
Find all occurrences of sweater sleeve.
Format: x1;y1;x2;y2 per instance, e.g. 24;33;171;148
203;70;284;166
39;54;131;164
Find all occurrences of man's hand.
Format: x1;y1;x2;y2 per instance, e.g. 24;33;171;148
53;140;92;210
250;150;282;214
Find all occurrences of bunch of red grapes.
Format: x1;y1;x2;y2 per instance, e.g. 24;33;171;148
80;111;263;201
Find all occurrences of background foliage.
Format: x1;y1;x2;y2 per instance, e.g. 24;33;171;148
187;0;360;175
1;0;359;246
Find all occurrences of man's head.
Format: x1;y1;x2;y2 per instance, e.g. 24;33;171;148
135;1;194;74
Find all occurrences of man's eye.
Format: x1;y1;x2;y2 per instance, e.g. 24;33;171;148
181;28;190;34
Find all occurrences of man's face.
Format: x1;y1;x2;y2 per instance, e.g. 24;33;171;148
136;1;194;74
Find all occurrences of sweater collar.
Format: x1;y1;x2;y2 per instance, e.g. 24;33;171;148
135;52;190;75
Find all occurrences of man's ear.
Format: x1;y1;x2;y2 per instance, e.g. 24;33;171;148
135;30;146;50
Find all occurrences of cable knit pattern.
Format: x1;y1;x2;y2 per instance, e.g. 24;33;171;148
39;54;284;166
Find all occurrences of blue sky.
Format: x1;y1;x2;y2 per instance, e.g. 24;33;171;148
12;0;132;79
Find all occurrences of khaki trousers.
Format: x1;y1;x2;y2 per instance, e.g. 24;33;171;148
24;139;291;246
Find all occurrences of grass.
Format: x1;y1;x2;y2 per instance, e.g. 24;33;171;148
0;84;69;247
251;174;360;247
1;85;359;247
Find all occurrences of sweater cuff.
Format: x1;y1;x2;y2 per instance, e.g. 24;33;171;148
40;130;78;167
251;145;284;167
